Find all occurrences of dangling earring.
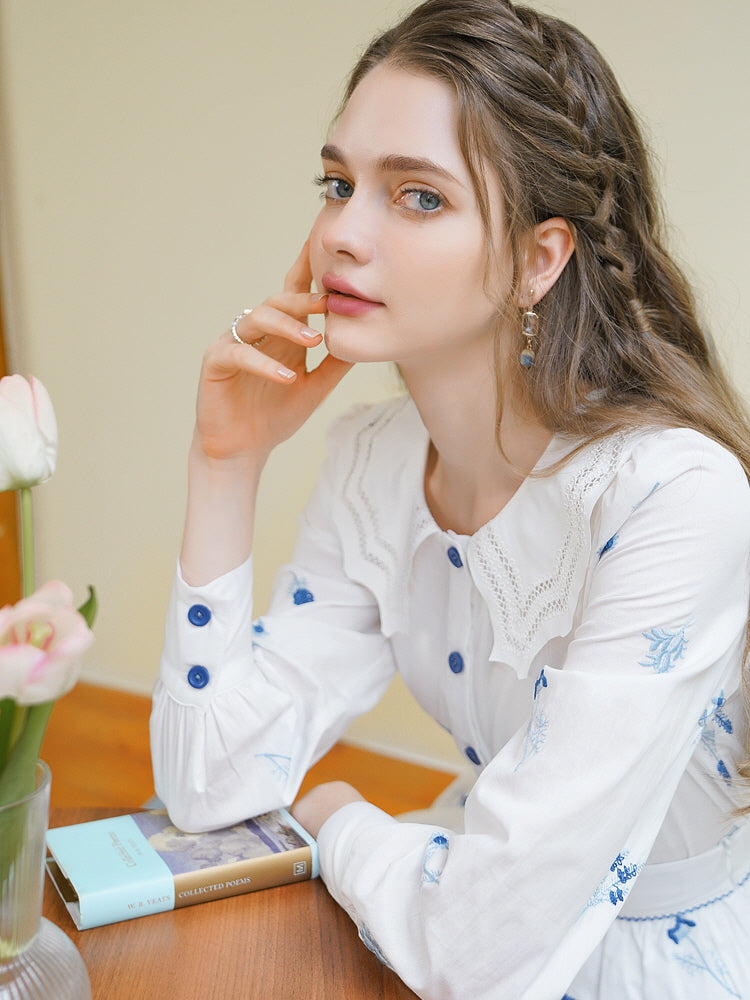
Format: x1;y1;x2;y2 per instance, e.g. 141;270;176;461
519;291;538;369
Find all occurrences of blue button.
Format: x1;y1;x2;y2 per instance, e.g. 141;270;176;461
465;746;481;766
187;665;210;689
447;546;463;568
448;651;464;674
187;604;211;627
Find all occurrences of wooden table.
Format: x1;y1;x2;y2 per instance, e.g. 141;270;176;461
45;808;418;1000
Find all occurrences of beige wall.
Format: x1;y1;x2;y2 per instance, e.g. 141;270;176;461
1;0;747;771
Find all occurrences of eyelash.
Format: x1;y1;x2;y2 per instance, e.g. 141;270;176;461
313;174;444;217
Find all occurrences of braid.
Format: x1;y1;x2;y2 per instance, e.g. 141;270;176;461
348;0;750;447
345;0;750;800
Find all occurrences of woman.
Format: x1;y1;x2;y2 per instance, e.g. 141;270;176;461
151;1;750;996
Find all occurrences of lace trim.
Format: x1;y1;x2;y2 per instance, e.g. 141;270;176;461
339;398;429;634
341;403;403;576
334;398;631;660
471;433;629;672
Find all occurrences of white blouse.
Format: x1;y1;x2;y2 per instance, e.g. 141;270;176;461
152;395;750;1000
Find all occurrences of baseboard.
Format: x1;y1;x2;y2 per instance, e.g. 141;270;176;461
339;734;463;775
79;669;153;698
78;673;464;775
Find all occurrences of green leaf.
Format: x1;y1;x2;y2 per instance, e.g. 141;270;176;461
77;585;98;629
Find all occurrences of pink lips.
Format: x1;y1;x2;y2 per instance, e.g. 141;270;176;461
322;273;384;317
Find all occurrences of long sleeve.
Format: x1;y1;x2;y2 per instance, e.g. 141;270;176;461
151;451;397;833
315;432;750;1000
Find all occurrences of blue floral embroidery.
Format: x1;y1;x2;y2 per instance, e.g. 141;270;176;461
668;915;696;944
699;691;734;786
585;851;642;909
597;532;619;559
632;481;661;511
700;691;734;735
534;668;548;700
671;920;741;997
290;575;314;605
254;753;291;780
515;670;549;772
421;833;450;887
717;760;732;783
639;622;691;673
252;619;266;634
359;924;392;968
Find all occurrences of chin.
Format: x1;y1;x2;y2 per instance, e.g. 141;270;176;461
322;322;382;364
322;333;364;364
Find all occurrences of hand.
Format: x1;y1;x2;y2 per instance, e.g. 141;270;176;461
194;241;353;464
291;781;367;839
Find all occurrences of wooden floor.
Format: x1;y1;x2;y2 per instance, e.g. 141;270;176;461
41;682;455;815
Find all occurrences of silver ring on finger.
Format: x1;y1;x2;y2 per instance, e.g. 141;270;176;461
231;309;254;345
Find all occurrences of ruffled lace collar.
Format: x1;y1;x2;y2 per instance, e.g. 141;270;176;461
332;396;630;677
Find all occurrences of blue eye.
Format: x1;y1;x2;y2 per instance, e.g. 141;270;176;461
400;188;443;214
317;175;353;201
331;178;353;199
417;191;441;211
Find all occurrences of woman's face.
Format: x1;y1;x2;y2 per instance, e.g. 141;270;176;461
309;63;511;368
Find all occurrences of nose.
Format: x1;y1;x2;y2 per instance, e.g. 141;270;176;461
317;194;376;264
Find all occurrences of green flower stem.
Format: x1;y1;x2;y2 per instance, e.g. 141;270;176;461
0;701;53;806
19;486;34;599
0;699;15;774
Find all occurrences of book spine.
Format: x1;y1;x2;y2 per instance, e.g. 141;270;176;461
172;844;314;908
45;856;175;930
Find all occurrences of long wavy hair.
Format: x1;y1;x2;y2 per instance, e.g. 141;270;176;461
343;0;750;797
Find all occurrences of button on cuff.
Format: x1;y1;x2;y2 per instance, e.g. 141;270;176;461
187;604;212;627
187;665;210;689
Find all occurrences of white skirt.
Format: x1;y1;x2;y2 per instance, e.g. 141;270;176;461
565;819;750;999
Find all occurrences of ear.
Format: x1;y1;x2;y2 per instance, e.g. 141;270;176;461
520;217;575;306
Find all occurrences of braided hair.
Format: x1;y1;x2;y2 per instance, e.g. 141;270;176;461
343;0;750;796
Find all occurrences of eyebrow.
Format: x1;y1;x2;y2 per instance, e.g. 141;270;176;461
320;143;465;188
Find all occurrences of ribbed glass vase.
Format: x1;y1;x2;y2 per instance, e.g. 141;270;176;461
0;762;90;1000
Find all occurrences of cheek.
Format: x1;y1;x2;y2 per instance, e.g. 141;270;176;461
409;236;492;311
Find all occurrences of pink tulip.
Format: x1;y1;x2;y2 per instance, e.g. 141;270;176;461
0;581;94;704
0;374;58;491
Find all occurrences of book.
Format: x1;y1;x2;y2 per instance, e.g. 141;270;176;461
46;807;318;930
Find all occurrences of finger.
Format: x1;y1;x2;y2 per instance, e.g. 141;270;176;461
213;335;301;384
283;238;314;294
232;302;323;346
263;290;328;322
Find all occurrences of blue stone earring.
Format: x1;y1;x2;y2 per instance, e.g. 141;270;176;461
520;294;539;369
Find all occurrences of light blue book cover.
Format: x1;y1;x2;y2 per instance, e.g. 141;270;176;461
46;808;318;930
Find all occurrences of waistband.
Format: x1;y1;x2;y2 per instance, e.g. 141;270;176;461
618;818;750;921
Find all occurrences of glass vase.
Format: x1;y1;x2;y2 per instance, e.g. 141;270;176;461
0;761;91;1000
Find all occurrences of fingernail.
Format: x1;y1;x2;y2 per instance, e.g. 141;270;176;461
312;292;328;302
301;327;321;339
278;367;296;380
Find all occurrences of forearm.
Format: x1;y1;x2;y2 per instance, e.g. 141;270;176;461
180;436;268;586
291;781;366;838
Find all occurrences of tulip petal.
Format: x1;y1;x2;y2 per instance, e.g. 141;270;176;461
0;374;58;490
0;644;47;699
0;580;94;705
29;376;58;472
